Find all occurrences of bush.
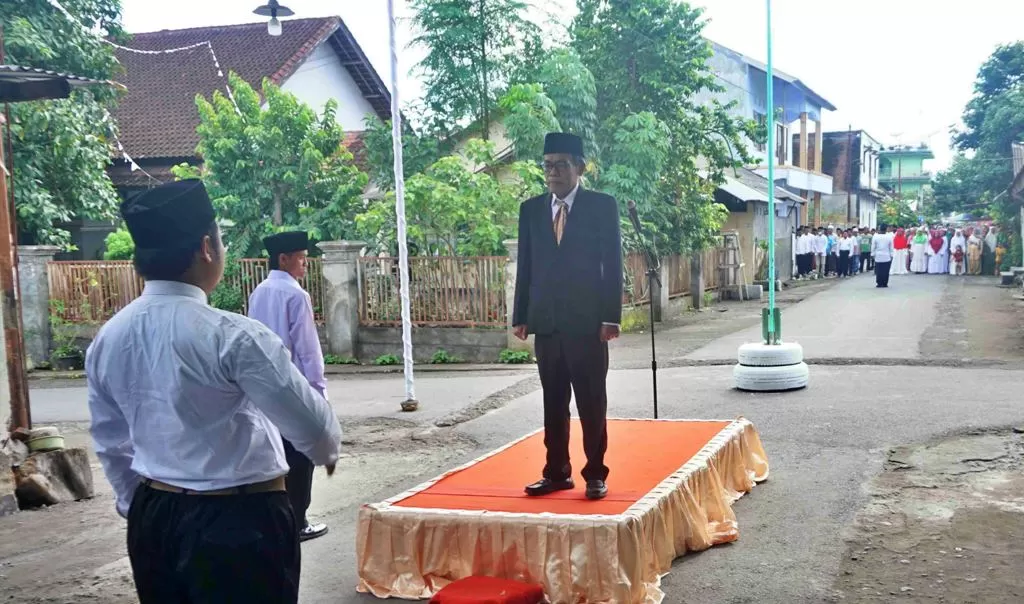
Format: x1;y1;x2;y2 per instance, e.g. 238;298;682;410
430;349;462;364
620;306;649;333
103;229;135;260
373;354;401;366
324;354;359;365
209;259;245;313
499;349;533;364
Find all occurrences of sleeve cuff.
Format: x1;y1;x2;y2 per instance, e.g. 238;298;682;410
602;322;620;328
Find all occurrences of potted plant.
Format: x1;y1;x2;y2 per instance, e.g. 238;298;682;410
49;301;84;371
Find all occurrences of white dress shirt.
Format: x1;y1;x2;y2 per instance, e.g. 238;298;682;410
871;233;895;263
838;237;854;252
814;234;827;255
551;182;580;219
87;280;341;518
248;270;327;397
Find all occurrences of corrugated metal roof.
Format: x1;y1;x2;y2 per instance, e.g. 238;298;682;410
708;40;837;112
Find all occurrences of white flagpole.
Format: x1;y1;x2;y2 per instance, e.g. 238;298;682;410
386;0;418;410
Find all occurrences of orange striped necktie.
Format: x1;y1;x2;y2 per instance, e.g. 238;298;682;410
553;198;568;245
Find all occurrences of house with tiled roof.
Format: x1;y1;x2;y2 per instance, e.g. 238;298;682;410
66;16;389;260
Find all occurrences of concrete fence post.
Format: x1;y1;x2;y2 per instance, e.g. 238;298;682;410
655;261;670;322
504;239;533;354
19;246;60;369
690;253;706;310
317;241;365;358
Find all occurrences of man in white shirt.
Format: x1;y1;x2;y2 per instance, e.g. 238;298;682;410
249;231;329;542
871;224;895;288
87;180;341;603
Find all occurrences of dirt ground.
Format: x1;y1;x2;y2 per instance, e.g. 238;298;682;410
832;428;1024;603
920;276;1024;363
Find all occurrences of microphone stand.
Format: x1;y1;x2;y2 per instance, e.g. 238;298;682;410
627;203;662;419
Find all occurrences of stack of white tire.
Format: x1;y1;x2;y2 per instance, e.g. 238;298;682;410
733;342;809;391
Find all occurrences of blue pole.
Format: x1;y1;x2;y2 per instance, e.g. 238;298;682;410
765;0;777;343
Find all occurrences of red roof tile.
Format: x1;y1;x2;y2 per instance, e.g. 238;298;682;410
111;17;389;160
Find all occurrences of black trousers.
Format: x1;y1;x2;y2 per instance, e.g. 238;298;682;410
127;483;300;603
838;251;850;276
535;331;609;482
283;439;314;529
875;260;892;287
863;254;874;271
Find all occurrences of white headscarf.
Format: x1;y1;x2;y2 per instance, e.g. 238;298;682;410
950;229;966;253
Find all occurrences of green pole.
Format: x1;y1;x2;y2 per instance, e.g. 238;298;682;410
763;0;778;344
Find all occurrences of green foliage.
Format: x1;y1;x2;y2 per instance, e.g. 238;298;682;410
879;197;918;228
573;0;755;254
953;42;1024;151
173;73;367;257
619;306;649;334
409;0;543;137
324;354;359;365
373;354;401;366
361;112;445;189
499;83;560;161
599;112;673;251
208;259;245;313
429;349;463;364
102;228;135;260
535;49;599;159
498;349;532;364
356;139;543;256
48;300;84;361
3;0;124;248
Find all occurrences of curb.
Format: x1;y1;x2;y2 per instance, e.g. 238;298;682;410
28;363;537;381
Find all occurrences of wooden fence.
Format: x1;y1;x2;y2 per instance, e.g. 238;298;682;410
48;261;145;322
358;256;507;327
623;248;723;305
231;258;326;322
48;258;326;323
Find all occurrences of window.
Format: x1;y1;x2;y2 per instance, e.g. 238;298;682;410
776;123;789;165
753;111;767;152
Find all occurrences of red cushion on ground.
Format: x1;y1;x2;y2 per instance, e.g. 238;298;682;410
429;576;545;604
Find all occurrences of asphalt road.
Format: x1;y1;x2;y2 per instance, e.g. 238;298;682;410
7;274;1024;604
686;272;946;361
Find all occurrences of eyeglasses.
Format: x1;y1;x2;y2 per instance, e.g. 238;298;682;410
540;160;573;174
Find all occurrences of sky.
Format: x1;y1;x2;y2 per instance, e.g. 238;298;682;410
119;0;1024;172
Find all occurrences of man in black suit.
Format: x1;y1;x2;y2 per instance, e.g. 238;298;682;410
512;132;623;501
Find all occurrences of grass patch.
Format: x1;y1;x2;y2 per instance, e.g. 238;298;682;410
499;349;533;364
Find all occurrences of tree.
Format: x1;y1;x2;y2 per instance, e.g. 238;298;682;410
879;197;917;228
499;83;560;161
572;0;756;253
409;0;544;137
953;42;1024;151
2;0;124;248
361;114;444;190
172;73;368;258
535;49;599;159
355;139;543;256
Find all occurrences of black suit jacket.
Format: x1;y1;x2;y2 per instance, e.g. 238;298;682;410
512;188;623;336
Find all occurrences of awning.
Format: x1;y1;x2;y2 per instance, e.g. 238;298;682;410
0;65;122;103
718;174;769;203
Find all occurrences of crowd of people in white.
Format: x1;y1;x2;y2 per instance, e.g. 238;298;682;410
793;224;1002;288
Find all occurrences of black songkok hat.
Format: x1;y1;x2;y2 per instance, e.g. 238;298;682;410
263;231;309;258
543;132;584;158
120;179;216;250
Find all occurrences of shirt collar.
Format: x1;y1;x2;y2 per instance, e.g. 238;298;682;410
552;182;581;209
142;280;208;302
269;270;299;284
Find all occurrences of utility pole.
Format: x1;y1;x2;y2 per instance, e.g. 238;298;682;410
0;27;32;433
846;126;852;224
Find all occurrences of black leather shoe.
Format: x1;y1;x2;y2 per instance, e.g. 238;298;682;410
524;477;574;497
586;480;608;500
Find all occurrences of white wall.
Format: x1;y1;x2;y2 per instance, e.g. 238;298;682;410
279;42;377;132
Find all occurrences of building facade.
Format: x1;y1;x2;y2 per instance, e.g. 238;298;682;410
879;145;934;201
815;130;886;228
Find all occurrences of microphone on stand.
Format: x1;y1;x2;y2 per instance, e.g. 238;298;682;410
625;200;661;419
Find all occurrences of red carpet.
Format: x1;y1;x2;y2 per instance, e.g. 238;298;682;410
395;419;731;515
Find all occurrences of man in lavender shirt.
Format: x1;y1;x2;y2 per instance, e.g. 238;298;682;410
248;231;329;542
